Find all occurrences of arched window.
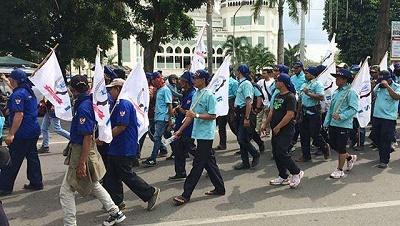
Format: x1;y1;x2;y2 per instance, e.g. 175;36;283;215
212;48;215;54
184;47;191;54
157;46;164;53
217;48;223;55
166;46;173;53
175;47;182;54
192;47;196;53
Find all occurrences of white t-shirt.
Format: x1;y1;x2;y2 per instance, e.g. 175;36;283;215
257;79;274;107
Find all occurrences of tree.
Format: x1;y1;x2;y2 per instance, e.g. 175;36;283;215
253;0;308;64
322;0;400;64
372;0;390;65
222;35;251;64
247;44;276;72
284;43;300;66
0;0;132;74
123;1;207;72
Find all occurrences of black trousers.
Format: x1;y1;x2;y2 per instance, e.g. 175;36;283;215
372;117;396;164
217;98;237;146
0;201;9;226
104;156;155;205
182;140;225;200
300;113;327;160
271;127;301;179
96;143;109;170
174;136;193;176
236;113;259;167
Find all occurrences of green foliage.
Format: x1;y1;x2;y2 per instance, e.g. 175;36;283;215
284;43;300;66
322;0;400;64
253;0;308;22
0;0;131;72
222;35;275;72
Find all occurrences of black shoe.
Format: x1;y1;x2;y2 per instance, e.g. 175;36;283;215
233;163;250;170
168;174;186;181
147;187;160;211
38;146;49;154
132;158;140;167
214;145;226;150
0;190;12;197
142;159;157;167
252;153;260;167
234;151;241;155
259;143;265;153
23;184;43;191
377;163;388;169
166;155;174;160
158;152;168;157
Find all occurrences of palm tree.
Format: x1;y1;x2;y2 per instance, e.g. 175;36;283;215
372;0;390;64
248;44;276;72
284;43;300;66
222;35;250;56
253;0;308;64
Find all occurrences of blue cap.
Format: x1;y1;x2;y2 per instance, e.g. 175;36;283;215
145;72;154;80
275;64;289;74
104;66;117;80
380;70;391;80
293;61;304;68
237;64;250;76
194;69;210;81
305;66;319;77
10;69;28;84
331;69;353;81
350;64;361;74
277;73;296;94
180;71;193;86
316;65;327;74
394;63;400;70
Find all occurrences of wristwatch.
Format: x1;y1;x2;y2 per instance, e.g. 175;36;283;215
195;113;200;118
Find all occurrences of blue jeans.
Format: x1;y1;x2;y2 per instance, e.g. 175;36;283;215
41;113;70;147
0;137;42;192
150;120;168;161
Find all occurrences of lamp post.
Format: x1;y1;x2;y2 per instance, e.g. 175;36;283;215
232;1;247;64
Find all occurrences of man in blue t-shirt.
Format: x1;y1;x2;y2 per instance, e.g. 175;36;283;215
0;69;42;196
102;78;160;211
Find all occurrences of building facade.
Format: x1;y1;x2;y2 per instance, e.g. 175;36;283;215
106;0;278;75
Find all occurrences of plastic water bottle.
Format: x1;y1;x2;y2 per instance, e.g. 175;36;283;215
162;135;177;146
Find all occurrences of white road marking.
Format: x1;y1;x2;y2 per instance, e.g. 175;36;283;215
146;200;400;226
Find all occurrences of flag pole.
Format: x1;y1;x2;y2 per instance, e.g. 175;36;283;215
31;43;60;77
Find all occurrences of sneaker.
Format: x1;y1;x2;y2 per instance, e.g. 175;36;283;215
295;156;311;163
38;146;49;154
132;158;140;167
233;162;250;170
103;211;126;226
214;145;226;150
142;159;157;167
168;174;186;181
166;155;174;160
147;187;160;211
346;155;357;171
23;184;43;191
377;163;388;169
330;169;345;179
269;177;290;185
251;153;260;167
289;171;304;189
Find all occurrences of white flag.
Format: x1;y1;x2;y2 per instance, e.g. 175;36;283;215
317;61;338;111
29;51;72;121
322;34;337;66
207;55;231;116
92;51;112;143
352;57;371;128
379;51;388;71
190;24;207;73
118;63;149;141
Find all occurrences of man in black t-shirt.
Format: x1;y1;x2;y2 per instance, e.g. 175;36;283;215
261;73;304;189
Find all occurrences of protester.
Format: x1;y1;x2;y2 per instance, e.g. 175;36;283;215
256;67;274;137
323;69;359;179
261;73;304;188
233;64;260;170
297;66;330;162
0;69;42;196
173;69;225;205
371;70;400;168
59;75;126;226
38;100;70;153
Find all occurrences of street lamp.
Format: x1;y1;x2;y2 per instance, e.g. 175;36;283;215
232;0;248;63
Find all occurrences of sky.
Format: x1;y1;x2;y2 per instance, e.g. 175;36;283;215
283;0;329;62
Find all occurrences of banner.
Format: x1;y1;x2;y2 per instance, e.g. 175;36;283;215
92;50;112;143
190;24;207;73
352;57;371;128
29;51;72;121
318;59;337;111
322;33;337;66
379;51;388;71
207;55;231;116
118;63;149;141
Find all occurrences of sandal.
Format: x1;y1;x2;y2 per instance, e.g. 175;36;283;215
205;189;225;196
173;196;189;206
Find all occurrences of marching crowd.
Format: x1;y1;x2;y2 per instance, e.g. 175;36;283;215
0;59;399;226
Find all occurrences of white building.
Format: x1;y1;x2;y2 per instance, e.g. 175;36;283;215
105;0;278;75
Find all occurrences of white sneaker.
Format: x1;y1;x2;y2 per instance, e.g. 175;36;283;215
270;176;290;185
346;155;357;171
289;171;304;188
330;169;345;179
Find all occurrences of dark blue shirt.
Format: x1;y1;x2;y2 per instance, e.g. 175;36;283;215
108;99;139;157
70;94;96;144
8;87;40;139
174;88;195;137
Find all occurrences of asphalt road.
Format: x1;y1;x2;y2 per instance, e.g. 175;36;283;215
2;127;400;226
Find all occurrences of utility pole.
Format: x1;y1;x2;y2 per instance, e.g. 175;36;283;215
206;0;214;74
233;2;245;64
299;6;306;63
